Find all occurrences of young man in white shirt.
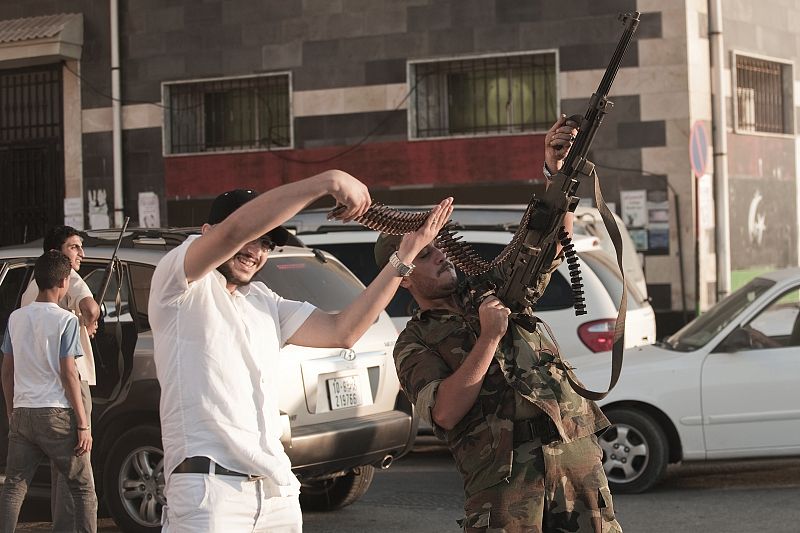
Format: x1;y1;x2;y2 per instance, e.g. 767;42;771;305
20;225;100;531
1;251;97;533
149;169;452;532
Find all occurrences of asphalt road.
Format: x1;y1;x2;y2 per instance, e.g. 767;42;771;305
15;437;800;532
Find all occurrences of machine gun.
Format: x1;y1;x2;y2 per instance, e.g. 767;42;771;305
328;13;640;399
488;12;640;400
496;11;639;335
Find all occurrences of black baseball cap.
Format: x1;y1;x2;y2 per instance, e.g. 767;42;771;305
374;233;403;270
207;189;291;247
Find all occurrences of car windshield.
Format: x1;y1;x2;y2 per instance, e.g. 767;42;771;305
255;254;364;313
664;277;775;351
578;250;646;308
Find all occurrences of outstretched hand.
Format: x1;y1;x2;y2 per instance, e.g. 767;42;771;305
397;197;454;262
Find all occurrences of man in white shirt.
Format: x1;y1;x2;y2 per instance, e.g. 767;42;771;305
20;226;100;531
1;251;97;533
149;169;453;532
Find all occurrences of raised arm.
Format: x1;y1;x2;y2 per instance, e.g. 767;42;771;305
430;296;509;430
288;198;453;348
545;115;579;243
184;169;372;283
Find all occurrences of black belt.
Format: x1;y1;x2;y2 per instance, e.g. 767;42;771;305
173;456;256;478
513;415;561;446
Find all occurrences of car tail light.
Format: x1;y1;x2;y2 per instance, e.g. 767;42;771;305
578;319;615;353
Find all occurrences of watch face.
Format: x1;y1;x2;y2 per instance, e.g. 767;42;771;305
390;252;413;276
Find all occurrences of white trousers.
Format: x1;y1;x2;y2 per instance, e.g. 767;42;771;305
162;472;302;532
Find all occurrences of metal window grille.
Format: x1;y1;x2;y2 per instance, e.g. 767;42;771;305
0;65;62;143
0;64;64;246
411;53;557;139
164;74;291;154
735;55;792;134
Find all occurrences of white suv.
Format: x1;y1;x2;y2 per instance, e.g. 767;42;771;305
296;228;656;361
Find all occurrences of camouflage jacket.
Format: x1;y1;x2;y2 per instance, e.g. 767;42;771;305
393;260;610;497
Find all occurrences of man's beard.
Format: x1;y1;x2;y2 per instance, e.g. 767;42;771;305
417;274;458;300
217;260;253;287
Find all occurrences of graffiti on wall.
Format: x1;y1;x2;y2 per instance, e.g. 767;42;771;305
747;191;767;246
87;189;109;230
730;179;795;270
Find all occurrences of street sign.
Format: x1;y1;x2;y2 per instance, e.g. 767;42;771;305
690;120;710;178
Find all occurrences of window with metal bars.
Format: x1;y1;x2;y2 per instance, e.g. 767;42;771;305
735;54;794;135
410;52;557;139
163;74;292;155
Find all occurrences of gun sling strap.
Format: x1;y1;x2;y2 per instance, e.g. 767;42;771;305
540;167;628;402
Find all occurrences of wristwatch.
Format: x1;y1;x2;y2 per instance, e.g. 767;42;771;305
389;251;415;277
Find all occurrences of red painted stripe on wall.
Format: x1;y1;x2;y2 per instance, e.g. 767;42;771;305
164;135;547;198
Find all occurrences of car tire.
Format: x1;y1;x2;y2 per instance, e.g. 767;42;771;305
103;425;165;533
600;408;668;494
299;465;375;511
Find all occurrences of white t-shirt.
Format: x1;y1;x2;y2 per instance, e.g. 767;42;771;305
149;235;316;495
21;270;96;385
2;302;84;408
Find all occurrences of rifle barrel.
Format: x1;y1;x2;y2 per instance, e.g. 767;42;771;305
96;216;131;306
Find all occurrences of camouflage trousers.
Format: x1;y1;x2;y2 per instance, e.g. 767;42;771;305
461;434;621;533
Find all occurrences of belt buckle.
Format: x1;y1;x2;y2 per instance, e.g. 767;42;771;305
539;417;561;445
246;474;266;482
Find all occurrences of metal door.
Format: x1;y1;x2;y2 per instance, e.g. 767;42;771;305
0;63;64;246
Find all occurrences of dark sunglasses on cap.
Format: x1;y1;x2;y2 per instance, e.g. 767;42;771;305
258;236;277;251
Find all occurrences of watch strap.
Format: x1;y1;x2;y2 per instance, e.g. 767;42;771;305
389;251;415;277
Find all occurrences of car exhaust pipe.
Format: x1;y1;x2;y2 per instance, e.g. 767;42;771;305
379;454;394;470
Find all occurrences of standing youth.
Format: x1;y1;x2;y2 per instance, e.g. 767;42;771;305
1;251;97;533
20;226;100;531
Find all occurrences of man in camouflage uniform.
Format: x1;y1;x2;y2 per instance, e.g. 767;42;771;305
375;116;621;532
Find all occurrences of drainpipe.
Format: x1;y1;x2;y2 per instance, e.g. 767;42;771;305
709;0;731;299
110;0;124;227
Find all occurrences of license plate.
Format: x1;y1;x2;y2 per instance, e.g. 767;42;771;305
327;375;362;410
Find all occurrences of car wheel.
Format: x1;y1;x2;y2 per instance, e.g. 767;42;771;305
299;465;375;511
103;425;165;532
600;408;668;494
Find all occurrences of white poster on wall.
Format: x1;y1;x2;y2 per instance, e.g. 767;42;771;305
88;189;109;230
697;173;715;231
620;189;647;227
138;192;160;228
64;197;83;230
